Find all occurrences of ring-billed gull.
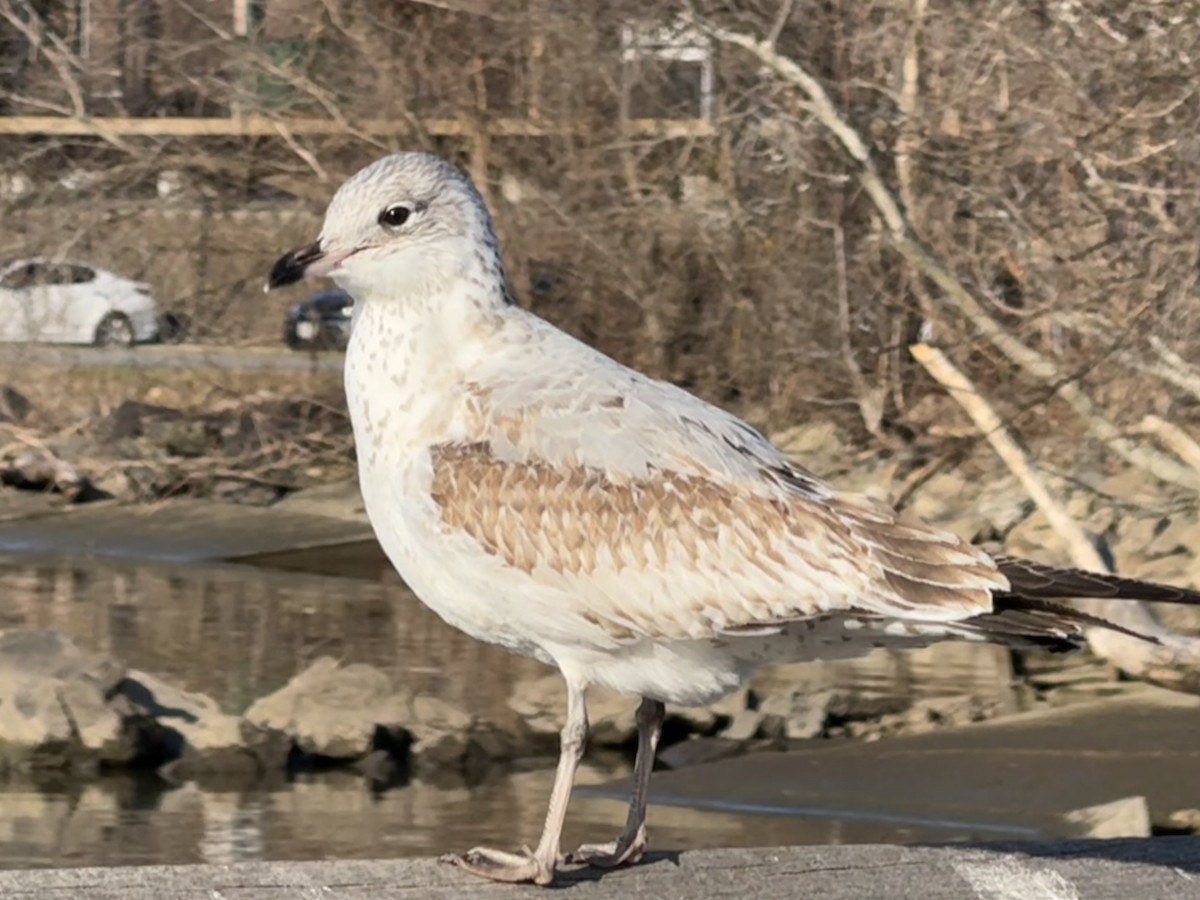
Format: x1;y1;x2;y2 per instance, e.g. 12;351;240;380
266;152;1200;885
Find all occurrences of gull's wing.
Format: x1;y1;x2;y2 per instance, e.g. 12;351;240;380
432;316;1007;642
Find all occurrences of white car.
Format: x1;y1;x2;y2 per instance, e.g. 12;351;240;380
0;259;161;347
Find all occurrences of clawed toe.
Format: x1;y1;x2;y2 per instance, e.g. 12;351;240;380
440;845;554;885
566;835;646;869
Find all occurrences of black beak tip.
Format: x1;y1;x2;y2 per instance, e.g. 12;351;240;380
265;241;324;292
266;251;306;292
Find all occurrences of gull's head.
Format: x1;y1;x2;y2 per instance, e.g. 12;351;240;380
265;152;502;302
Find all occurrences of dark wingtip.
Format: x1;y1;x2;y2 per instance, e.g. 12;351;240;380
996;555;1200;606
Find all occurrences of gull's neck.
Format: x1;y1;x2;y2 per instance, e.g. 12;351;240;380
343;252;513;460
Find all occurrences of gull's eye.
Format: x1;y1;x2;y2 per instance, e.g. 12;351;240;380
378;204;411;228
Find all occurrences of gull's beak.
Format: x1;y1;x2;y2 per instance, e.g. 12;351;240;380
265;240;327;292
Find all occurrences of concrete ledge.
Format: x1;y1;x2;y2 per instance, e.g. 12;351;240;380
1;840;1197;899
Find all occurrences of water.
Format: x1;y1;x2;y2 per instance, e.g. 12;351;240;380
2;547;1192;870
0;547;953;869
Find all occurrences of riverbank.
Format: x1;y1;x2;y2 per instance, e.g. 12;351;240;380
4;375;1200;868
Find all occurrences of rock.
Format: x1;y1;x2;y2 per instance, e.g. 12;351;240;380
90;468;135;501
657;737;745;770
407;695;472;771
460;722;520;780
244;658;408;760
722;709;767;742
849;694;1003;741
0;450;92;501
245;658;512;779
0;386;32;424
1062;796;1151;839
509;675;729;751
1160;808;1200;835
410;717;520;785
355;748;403;786
115;670;288;777
758;689;832;740
0;674;79;771
57;679;134;764
104;400;184;442
509;675;632;746
0;630;132;771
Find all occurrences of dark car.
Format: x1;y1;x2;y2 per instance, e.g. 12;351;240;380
284;289;354;351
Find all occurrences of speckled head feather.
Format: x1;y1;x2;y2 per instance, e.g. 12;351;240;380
268;152;514;306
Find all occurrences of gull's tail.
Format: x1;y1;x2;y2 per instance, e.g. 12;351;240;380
995;555;1200;606
960;556;1200;652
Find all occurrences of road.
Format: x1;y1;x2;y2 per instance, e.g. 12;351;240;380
0;841;1196;898
3;343;344;373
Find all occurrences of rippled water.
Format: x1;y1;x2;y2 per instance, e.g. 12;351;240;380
0;546;1075;869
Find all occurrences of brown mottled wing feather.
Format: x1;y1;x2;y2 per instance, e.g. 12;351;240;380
995;556;1200;605
428;440;1007;642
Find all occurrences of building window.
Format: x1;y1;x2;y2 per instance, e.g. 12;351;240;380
620;21;714;121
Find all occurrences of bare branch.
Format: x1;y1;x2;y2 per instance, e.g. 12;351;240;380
701;16;1200;493
913;343;1200;695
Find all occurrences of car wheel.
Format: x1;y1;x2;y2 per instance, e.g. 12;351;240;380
94;312;135;348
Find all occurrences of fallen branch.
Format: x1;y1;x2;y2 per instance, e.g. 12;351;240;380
1134;416;1200;474
911;343;1200;695
1147;337;1200;403
699;17;1200;493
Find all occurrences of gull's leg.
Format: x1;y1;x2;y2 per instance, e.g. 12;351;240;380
568;696;665;868
441;680;588;886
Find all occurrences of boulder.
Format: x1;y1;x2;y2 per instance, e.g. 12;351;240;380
1161;808;1200;835
407;695;472;771
758;689;833;740
1062;796;1151;839
0;630;130;771
0;674;79;771
0;630;292;778
509;675;738;751
245;658;409;760
657;736;745;770
721;709;769;742
409;698;519;783
114;670;288;778
58;679;133;764
245;657;512;778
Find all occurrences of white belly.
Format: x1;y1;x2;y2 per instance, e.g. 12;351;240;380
356;455;554;661
353;452;752;704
